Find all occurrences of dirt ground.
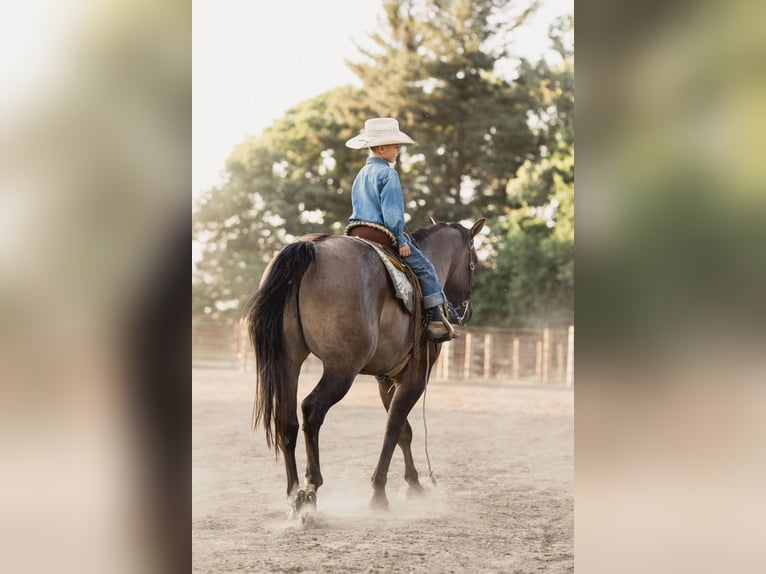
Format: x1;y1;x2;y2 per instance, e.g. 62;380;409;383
193;369;573;573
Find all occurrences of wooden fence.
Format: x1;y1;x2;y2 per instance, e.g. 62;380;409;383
192;318;573;386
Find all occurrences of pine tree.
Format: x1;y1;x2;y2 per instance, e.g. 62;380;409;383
347;0;540;226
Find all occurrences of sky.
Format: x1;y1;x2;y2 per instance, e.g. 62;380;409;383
192;0;573;200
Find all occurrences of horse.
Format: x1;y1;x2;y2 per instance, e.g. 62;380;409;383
244;218;485;512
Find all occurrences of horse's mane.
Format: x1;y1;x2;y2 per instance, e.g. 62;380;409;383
412;222;463;243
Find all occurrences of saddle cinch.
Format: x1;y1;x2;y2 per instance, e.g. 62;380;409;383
344;221;416;314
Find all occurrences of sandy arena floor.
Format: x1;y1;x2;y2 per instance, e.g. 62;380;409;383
193;369;573;573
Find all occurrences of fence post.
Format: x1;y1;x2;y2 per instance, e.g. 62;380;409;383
483;333;492;380
512;337;519;379
239;321;249;372
434;345;445;381
542;328;550;383
566;325;574;387
535;339;542;381
463;332;472;379
442;341;450;380
556;342;564;383
233;321;242;371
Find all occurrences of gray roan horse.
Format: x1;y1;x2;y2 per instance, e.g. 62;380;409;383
244;219;485;513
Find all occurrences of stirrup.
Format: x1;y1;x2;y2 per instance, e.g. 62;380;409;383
425;316;458;342
440;317;459;340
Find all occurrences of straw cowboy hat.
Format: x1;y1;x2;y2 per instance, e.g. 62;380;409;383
345;117;416;149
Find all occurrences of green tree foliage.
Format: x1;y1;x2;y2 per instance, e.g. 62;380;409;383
473;146;573;327
348;0;541;224
193;3;574;327
472;14;574;327
193;86;370;316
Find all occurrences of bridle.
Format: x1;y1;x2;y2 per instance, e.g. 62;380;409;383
445;231;476;326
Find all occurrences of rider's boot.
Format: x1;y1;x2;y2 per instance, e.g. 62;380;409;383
425;306;458;342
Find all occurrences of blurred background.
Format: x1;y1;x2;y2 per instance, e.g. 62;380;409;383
576;0;766;572
0;1;189;573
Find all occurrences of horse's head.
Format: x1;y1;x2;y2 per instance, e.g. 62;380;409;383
415;218;485;326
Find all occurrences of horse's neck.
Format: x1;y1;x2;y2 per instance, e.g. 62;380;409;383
420;231;460;286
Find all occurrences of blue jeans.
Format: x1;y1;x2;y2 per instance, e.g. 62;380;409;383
404;237;446;308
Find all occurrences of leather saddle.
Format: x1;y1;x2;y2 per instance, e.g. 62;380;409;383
345;221;417;314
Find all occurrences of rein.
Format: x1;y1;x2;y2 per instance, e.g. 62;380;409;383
444;233;476;326
422;342;436;485
421;230;477;486
446;299;471;325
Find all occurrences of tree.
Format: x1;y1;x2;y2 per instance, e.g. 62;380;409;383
192;3;575;328
471;15;574;327
348;0;541;225
473;148;573;327
193;86;370;317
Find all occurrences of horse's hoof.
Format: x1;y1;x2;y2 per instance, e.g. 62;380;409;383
369;492;389;511
289;488;317;519
288;492;303;519
406;483;425;499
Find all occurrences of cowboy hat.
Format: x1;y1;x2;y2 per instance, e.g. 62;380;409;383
345;117;416;149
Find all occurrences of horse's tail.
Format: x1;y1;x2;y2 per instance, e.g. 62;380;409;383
243;237;321;453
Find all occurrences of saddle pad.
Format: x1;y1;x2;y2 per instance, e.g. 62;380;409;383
350;237;414;314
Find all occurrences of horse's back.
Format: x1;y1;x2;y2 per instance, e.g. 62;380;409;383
297;236;410;372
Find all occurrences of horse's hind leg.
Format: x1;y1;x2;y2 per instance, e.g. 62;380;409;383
282;312;309;508
300;368;356;498
282;362;303;499
376;378;424;496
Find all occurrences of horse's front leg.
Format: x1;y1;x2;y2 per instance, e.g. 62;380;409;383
376;378;424;496
370;377;426;510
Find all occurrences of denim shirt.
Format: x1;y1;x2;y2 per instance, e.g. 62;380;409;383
348;157;408;247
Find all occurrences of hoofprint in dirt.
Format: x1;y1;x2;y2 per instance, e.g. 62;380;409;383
193;369;573;574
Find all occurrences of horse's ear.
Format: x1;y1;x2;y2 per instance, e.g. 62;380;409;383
429;215;439;225
470;218;486;238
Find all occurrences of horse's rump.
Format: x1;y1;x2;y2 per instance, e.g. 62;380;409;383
297;236;415;372
245;234;418;450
